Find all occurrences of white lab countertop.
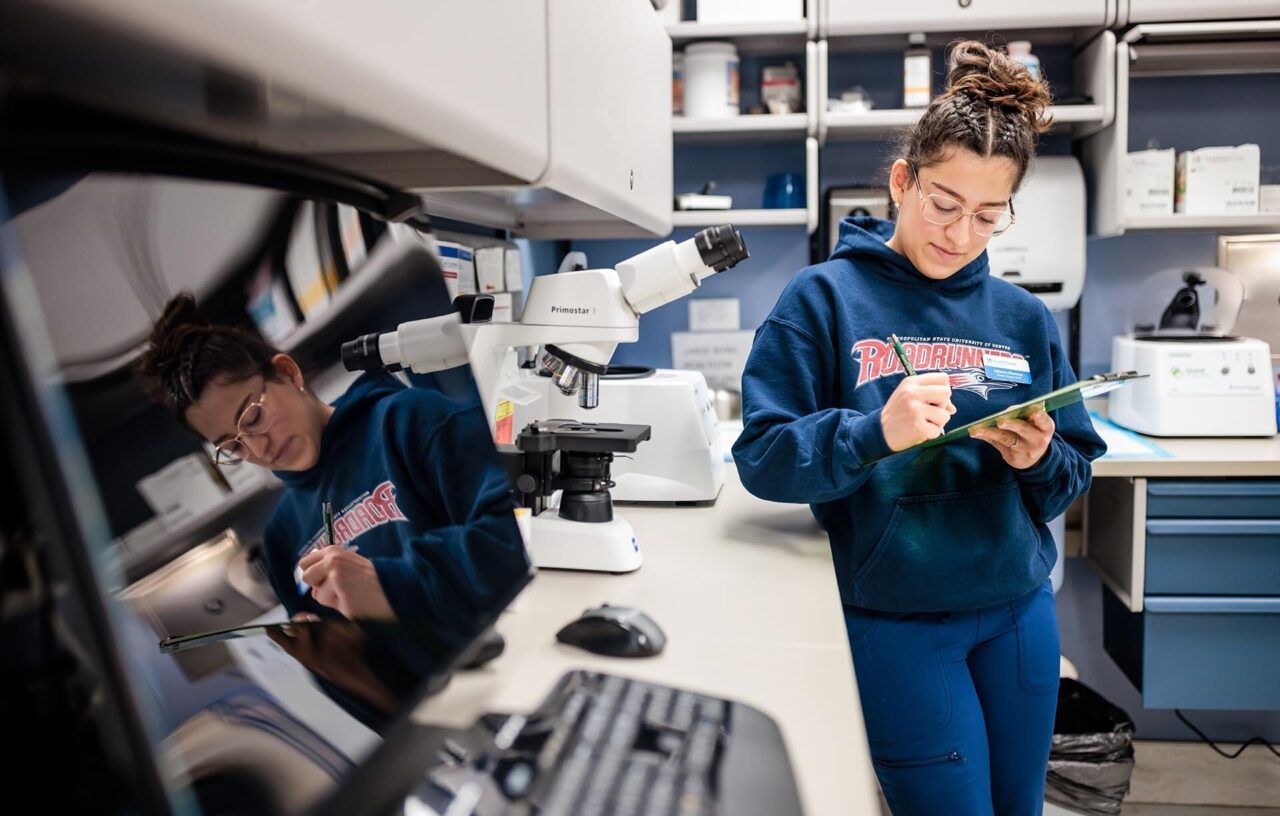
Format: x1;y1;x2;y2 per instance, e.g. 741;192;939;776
1092;432;1280;478
1089;404;1280;478
411;467;880;816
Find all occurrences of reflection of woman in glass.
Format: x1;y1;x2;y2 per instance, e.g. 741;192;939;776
136;293;528;637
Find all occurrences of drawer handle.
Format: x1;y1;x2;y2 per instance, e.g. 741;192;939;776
1149;482;1280;499
1147;519;1280;536
1145;597;1280;614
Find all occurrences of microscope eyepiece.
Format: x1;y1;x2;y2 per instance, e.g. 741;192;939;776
694;224;749;272
342;332;398;372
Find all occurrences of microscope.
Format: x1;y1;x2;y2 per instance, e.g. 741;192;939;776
341;225;749;572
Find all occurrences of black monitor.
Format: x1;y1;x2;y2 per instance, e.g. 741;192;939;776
0;173;533;816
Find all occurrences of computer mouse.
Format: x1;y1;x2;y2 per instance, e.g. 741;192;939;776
555;604;666;658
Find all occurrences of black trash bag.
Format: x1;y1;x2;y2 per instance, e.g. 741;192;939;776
1045;678;1136;816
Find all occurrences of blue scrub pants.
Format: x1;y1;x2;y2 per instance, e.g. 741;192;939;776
844;581;1059;816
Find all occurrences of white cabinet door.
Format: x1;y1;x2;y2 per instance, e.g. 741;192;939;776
533;0;673;236
826;0;1109;36
1127;0;1280;23
31;0;551;186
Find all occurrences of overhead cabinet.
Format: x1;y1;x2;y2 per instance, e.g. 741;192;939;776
1123;0;1280;24
823;0;1116;37
2;0;672;238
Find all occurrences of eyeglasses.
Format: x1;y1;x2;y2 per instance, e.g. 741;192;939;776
213;387;272;466
911;172;1016;237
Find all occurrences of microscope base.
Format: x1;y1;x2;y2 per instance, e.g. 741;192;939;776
528;508;643;573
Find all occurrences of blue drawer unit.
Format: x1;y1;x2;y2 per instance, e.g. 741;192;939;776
1145;519;1280;596
1104;593;1280;710
1096;476;1280;710
1146;480;1280;519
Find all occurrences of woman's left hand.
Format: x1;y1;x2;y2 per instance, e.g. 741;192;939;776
969;408;1055;470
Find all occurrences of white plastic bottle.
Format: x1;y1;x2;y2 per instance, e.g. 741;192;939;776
1007;41;1041;81
684;42;740;118
903;33;931;109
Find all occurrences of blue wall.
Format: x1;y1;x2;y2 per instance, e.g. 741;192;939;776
530;58;1280;744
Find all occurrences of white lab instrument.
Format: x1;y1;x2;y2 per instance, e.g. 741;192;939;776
508;367;727;504
986;156;1087;311
1110;334;1276;436
1109;266;1277;437
342;226;749;573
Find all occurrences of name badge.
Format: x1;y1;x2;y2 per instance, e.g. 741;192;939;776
982;351;1032;385
294;545;317;594
293;542;359;594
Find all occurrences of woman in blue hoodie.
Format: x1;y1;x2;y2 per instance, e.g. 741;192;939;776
734;42;1106;815
137;294;529;637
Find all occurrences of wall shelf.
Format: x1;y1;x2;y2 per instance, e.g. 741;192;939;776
815;27;1115;143
671;208;808;228
822;104;1108;141
1122;214;1280;232
669;29;820;235
1082;22;1280;236
674;113;810;142
667;20;812;53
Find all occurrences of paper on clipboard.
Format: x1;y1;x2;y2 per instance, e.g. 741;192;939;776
893;371;1147;458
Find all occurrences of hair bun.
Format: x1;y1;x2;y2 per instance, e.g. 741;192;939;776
943;40;1052;135
150;293;206;343
137;293;208;403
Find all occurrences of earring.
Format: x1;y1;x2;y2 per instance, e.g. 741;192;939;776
298;386;306;394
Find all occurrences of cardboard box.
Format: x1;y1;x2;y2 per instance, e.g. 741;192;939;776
434;241;475;300
475;246;506;293
1259;184;1280;214
504;247;524;292
491;291;514;323
136;454;227;527
1175;144;1260;215
1125;149;1175;217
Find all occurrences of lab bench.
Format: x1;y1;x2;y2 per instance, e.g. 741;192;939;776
1084;432;1280;710
409;467;881;816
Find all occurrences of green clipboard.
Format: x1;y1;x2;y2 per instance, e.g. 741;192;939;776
159;621;317;654
910;370;1147;454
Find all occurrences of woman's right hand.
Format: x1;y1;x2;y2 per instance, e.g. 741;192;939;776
879;373;957;452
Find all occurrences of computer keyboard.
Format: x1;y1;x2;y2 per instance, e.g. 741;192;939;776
420;670;804;816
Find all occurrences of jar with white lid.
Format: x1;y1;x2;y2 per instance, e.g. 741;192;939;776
683;41;740;118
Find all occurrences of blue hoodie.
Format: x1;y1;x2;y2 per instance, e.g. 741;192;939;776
733;217;1106;613
261;373;530;632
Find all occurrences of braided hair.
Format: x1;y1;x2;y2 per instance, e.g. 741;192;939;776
136;294;282;428
899;40;1053;191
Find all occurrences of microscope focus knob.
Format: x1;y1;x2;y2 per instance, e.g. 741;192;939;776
515;474;540;494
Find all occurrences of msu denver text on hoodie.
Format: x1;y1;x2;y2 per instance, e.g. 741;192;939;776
733;217;1105;613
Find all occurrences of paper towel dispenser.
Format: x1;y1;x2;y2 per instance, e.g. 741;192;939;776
986;156;1086;312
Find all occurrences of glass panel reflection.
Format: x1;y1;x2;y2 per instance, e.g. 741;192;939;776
6;173;533;815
